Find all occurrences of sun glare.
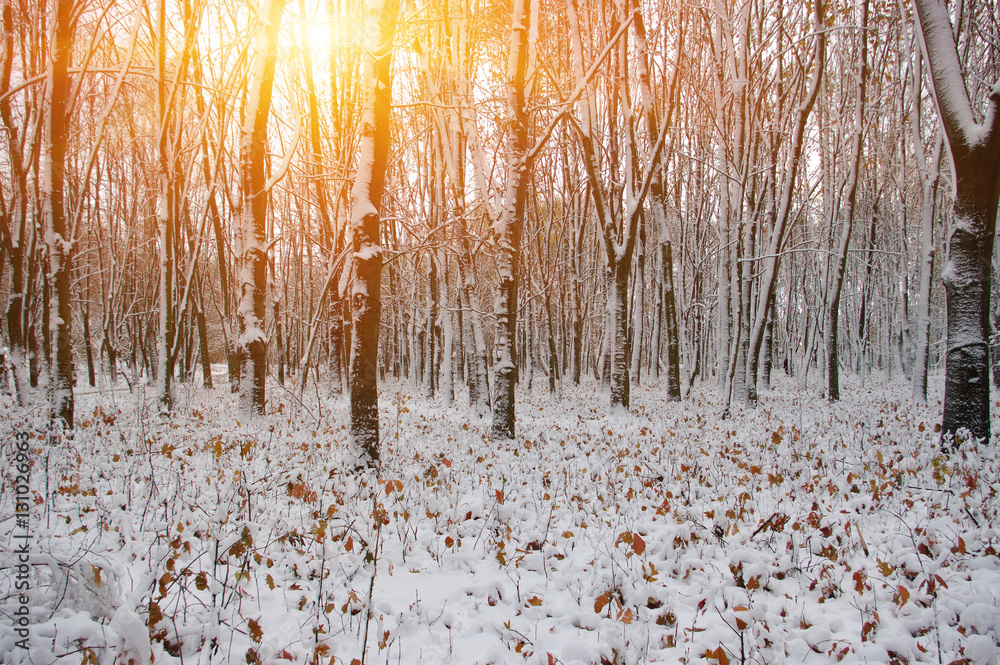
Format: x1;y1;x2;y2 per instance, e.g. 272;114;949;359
302;21;339;56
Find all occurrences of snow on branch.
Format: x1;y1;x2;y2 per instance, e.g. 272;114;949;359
913;0;996;148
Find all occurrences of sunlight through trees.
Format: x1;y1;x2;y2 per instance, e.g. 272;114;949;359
0;0;998;448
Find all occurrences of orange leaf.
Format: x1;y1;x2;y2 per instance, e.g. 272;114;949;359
528;596;542;606
495;490;504;505
632;533;646;556
248;618;263;643
594;591;612;613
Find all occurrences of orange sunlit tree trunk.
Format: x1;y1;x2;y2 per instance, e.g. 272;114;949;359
350;0;399;464
44;0;77;428
237;0;286;415
490;0;532;440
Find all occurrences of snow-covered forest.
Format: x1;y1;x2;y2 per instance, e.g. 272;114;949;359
1;0;1000;662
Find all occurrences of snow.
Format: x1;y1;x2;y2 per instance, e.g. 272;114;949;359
1;374;999;664
354;243;383;262
914;0;993;148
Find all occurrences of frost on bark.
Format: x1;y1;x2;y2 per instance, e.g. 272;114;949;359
566;0;667;412
910;48;943;404
744;0;825;409
155;0;175;412
913;0;1000;443
0;0;30;404
237;0;286;415
826;0;869;403
350;0;399;462
44;0;77;428
491;0;531;440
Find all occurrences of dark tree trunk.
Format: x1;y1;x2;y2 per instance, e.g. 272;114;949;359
826;0;868;403
0;0;30;404
237;0;286;415
45;0;77;428
491;0;532;440
761;299;775;392
83;304;95;387
914;0;1000;443
350;0;399;463
663;242;682;401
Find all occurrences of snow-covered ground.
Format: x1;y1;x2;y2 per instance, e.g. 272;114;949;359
1;374;998;665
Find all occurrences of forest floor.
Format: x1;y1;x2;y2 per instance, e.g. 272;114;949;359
1;372;999;665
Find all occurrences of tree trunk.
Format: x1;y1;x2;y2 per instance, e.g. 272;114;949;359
44;0;76;428
491;0;532;440
457;247;489;414
663;242;682;400
237;0;286;415
914;0;1000;443
761;299;775;392
350;0;399;462
909;46;943;403
745;0;825;408
155;0;176;411
0;0;31;404
826;0;868;402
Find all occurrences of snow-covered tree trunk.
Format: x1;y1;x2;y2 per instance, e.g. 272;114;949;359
662;241;682;400
237;0;286;415
457;246;489;415
761;299;774;392
910;100;942;401
744;0;825;408
608;259;631;408
155;0;175;412
491;0;531;440
629;225;645;387
439;248;454;405
350;0;399;462
44;0;76;428
826;0;869;403
0;0;31;404
913;0;1000;443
